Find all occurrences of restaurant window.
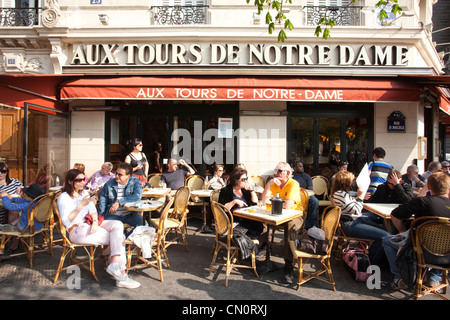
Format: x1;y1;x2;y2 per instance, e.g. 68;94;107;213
288;103;373;178
26;106;70;191
105;101;238;176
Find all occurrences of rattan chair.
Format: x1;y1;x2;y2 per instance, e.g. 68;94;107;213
147;173;162;188
312;175;332;208
185;175;207;222
411;216;450;300
210;189;220;203
209;201;259;287
151;187;191;251
53;198;105;282
0;193;55;268
124;197;174;282
251;176;265;188
289;205;341;291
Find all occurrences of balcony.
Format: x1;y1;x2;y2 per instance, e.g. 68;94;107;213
0;7;41;27
151;5;208;25
306;6;362;26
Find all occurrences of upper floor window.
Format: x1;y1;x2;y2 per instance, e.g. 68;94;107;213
306;0;362;26
152;0;208;25
1;0;40;26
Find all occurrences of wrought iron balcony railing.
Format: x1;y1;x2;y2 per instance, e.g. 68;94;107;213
0;7;41;27
306;6;362;26
151;5;208;25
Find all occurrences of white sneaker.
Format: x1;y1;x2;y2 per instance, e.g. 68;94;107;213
116;274;141;289
106;263;124;281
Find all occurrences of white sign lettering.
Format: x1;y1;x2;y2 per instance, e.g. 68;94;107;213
69;43;409;67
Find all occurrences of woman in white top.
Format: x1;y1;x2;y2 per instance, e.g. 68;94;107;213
331;170;390;265
204;164;226;190
57;168;140;289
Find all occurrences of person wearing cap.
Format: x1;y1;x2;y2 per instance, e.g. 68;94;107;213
441;160;450;176
0;184;45;256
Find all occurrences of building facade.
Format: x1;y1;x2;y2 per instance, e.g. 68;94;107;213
0;0;449;187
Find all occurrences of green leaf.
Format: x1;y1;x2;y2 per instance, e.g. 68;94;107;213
268;22;275;34
323;28;331;39
314;25;322;37
278;29;287;42
284;19;293;30
265;12;272;24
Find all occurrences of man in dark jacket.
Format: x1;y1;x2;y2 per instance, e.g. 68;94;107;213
370;169;414;205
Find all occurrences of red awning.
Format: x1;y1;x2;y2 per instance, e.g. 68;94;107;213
60;76;421;102
0;75;70;114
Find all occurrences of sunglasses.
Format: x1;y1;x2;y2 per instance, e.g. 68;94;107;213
0;169;7;174
74;178;85;183
274;169;286;174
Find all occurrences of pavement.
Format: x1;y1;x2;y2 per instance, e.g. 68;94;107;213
0;211;448;309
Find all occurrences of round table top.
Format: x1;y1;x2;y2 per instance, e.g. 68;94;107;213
191;189;213;197
124;200;164;212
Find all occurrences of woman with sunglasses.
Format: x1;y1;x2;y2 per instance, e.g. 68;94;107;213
218;167;263;239
0;162;23;196
57;168;140;289
204;164;226;190
125;138;148;185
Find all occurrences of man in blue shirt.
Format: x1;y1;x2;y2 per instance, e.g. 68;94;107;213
99;162;143;232
368;147;393;195
292;161;318;229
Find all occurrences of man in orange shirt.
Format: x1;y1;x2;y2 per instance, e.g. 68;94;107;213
262;162;304;283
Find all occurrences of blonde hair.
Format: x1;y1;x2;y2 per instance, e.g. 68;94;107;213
427;172;450;196
73;163;86;173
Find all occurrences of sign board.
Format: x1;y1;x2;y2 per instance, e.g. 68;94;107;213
218;118;233;138
387;110;406;133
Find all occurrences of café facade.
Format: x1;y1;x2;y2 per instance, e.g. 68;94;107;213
0;0;449;187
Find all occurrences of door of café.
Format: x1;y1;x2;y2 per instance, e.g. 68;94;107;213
288;103;374;178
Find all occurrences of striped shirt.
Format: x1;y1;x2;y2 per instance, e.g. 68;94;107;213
332;190;363;221
0;178;23;195
368;160;392;193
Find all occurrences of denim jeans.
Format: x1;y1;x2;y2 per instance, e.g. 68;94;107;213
305;195;319;230
382;232;442;282
341;213;390;265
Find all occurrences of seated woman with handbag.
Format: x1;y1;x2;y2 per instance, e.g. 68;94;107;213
331;170;390;265
57;168;140;289
218;167;263;240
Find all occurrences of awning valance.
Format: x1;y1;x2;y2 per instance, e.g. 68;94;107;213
60;76;421;102
0;75;69;114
